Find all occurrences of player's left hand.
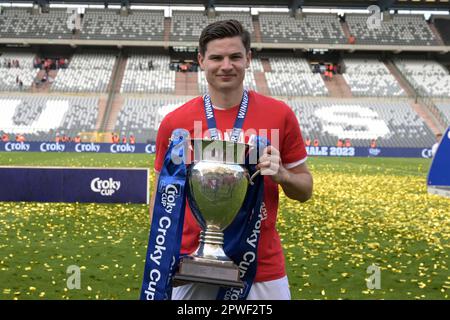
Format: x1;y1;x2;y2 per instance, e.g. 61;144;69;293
256;145;288;184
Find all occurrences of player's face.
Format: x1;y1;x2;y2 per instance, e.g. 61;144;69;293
198;36;251;94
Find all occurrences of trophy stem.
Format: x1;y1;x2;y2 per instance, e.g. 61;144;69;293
192;227;231;262
200;228;224;245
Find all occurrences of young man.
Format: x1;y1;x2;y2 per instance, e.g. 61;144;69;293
151;19;313;300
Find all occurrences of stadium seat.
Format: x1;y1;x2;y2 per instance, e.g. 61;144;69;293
51;53;116;93
342;58;405;97
80;9;165;41
346;14;438;46
0;8;73;39
259;13;346;44
265;57;328;96
0;95;99;141
0;52;39;91
120;55;175;93
394;59;450;97
114;97;190;142
171;11;254;42
288;99;435;147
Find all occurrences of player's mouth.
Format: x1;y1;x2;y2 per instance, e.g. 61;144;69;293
217;74;236;81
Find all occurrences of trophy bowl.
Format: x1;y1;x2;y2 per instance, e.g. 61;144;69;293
174;139;250;288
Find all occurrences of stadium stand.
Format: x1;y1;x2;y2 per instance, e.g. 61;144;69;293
170;11;254;42
0;8;73;39
259;13;346;44
435;103;450;126
289;99;436;147
114;97;190;142
394;59;450;97
120;54;175;93
265;57;328;96
51;53;116;92
346;14;438;46
342;58;406;96
0;95;99;141
80;9;165;41
0;52;39;91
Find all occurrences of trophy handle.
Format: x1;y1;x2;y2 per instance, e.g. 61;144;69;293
248;169;261;186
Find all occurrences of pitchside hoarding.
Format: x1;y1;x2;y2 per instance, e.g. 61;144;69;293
0;167;149;204
0;142;156;154
0;142;433;158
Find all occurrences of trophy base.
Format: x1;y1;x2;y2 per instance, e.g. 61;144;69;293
174;257;244;288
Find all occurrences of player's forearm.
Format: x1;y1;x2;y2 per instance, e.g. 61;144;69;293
278;167;313;202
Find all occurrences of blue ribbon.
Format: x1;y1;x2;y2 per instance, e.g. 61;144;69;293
140;130;188;300
141;128;268;300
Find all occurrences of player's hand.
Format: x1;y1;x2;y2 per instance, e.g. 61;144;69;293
256;146;288;184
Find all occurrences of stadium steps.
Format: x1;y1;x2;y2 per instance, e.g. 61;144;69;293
175;72;199;96
100;51;123;132
384;60;417;97
340;20;352;42
164;17;171;43
410;101;445;135
385;60;447;133
261;58;272;72
428;22;446;46
31;69;58;93
104;95;125;133
112;55;128;93
95;95;109;131
252;16;263;43
321;74;352;98
254;71;270;95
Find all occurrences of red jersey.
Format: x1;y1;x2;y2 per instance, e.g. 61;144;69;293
154;91;307;282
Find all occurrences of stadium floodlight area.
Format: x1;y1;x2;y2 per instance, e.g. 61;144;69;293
0;52;39;91
51;53;116;93
289;99;436;148
0;8;73;39
114;96;191;143
346;14;439;46
120;54;175;93
265;57;328;97
342;59;406;97
170;11;254;42
394;59;450;98
259;13;347;44
0;95;99;141
80;9;165;41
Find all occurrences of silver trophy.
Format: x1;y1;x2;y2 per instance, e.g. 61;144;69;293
174;139;258;288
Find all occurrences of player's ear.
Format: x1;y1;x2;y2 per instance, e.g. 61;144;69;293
246;50;252;69
198;53;205;70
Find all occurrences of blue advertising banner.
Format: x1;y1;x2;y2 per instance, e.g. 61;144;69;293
0;142;156;154
305;146;434;159
0;142;433;158
0;167;149;204
427;127;450;198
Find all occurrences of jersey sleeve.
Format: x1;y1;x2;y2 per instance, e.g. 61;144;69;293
280;105;307;168
154;115;173;173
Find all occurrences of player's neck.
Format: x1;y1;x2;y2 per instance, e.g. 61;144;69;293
208;86;244;110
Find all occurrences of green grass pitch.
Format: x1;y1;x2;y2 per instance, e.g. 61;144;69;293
0;152;448;300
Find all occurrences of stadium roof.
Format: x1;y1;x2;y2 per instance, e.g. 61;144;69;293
9;0;450;10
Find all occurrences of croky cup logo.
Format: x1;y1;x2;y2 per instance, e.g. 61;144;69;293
90;177;121;196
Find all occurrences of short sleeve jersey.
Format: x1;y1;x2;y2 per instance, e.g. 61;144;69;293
154;90;307;282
